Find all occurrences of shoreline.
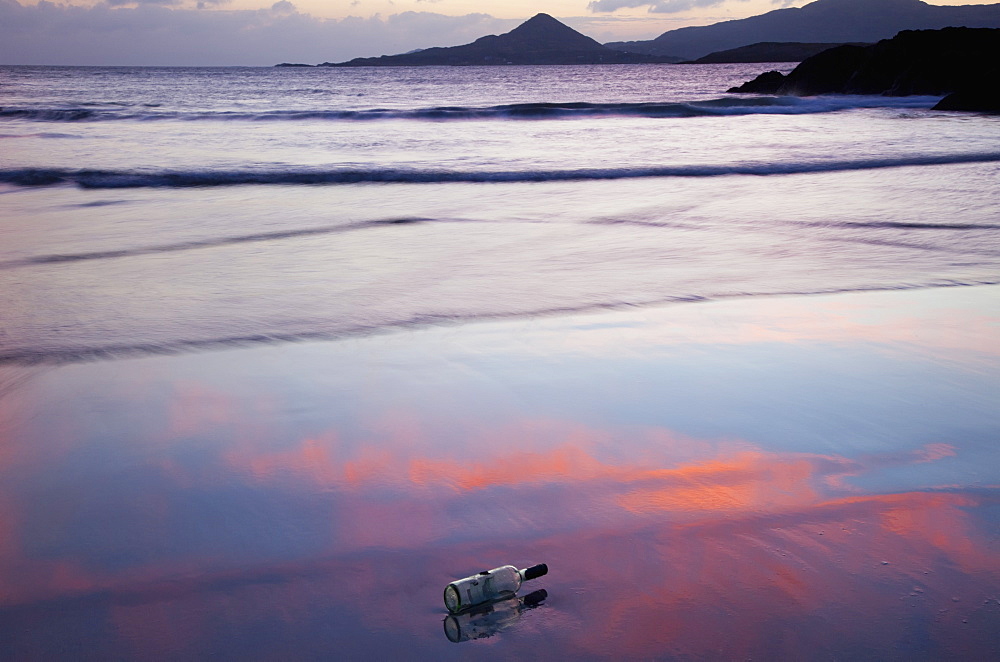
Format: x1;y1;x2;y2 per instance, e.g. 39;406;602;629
2;280;998;367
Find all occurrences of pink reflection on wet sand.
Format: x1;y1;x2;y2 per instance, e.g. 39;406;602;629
0;285;997;657
0;410;996;659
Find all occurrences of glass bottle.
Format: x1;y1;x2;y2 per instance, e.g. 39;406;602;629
443;563;548;614
443;589;548;643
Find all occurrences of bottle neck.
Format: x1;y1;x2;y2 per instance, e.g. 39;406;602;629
519;563;548;582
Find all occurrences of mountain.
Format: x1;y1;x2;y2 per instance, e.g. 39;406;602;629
606;0;1000;60
685;41;870;64
319;13;679;66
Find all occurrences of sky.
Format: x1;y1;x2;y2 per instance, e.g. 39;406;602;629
0;0;995;66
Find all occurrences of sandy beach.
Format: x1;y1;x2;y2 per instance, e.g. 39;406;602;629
1;285;997;659
4;6;1000;658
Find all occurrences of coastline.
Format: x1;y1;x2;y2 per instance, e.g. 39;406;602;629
3;6;999;658
1;285;998;658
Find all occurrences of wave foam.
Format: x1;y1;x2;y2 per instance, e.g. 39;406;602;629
0;218;435;269
2;152;998;189
0;95;942;123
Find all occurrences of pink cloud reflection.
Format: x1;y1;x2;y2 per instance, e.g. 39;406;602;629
0;412;995;659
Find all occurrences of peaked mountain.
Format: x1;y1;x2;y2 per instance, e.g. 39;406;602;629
606;0;1000;60
322;13;678;66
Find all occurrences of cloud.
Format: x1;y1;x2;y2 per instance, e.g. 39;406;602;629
0;1;517;66
589;0;660;10
104;0;181;6
589;0;749;13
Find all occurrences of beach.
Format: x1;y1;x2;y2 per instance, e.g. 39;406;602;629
1;63;999;658
1;285;998;658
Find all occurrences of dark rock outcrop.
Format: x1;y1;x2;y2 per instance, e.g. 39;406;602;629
687;41;869;64
606;0;1000;61
319;14;677;67
727;70;787;94
727;27;1000;106
933;89;1000;113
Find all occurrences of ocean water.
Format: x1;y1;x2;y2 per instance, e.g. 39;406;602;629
1;65;1000;659
1;64;998;363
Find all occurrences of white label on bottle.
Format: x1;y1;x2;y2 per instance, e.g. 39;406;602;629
455;574;491;608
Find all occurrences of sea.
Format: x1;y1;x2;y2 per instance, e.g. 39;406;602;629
1;63;998;363
1;64;1000;659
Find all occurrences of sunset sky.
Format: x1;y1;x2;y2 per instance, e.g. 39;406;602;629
0;0;996;66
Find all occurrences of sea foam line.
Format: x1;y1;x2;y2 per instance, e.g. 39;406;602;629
4;212;995;271
0;217;434;270
2;152;999;189
0;96;940;123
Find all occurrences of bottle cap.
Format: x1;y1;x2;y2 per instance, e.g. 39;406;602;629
522;589;548;607
523;563;548;580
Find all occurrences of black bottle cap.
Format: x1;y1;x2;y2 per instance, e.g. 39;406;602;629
523;563;548;580
522;589;548;607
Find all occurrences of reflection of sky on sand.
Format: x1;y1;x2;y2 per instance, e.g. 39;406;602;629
0;287;998;658
466;285;1000;361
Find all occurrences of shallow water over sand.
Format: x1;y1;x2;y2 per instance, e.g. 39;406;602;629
1;287;998;659
2;63;999;658
2;65;999;364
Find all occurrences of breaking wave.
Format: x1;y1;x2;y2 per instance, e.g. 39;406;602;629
2;152;998;189
0;95;942;123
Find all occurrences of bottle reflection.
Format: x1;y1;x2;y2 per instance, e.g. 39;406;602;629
443;589;548;643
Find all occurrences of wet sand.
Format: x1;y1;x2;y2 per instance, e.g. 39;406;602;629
1;286;998;659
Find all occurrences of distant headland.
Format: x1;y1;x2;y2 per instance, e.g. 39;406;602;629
277;0;1000;68
606;0;1000;61
681;42;870;65
277;14;678;68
